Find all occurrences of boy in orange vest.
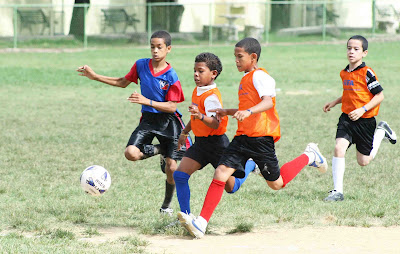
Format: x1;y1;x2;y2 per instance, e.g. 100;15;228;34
173;52;257;218
178;38;327;238
322;35;396;202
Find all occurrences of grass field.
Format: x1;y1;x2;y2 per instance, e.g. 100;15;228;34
0;40;399;253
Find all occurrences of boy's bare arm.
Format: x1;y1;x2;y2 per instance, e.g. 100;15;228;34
77;65;131;88
233;96;273;122
189;105;219;129
127;92;177;113
323;96;342;112
348;92;384;121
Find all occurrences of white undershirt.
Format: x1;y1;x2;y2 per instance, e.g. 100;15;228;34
196;83;222;117
244;70;276;98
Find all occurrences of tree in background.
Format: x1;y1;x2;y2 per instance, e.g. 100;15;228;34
69;0;90;40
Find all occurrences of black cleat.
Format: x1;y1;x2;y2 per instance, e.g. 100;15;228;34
377;121;397;144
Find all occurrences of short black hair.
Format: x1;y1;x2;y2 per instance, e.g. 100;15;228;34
195;52;223;80
348;35;368;51
235;37;261;61
151;30;171;46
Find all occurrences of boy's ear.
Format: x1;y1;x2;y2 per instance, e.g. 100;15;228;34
362;50;368;58
251;52;258;62
211;70;218;79
167;45;172;52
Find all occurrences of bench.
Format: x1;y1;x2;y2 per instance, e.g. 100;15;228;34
17;9;50;35
203;25;229;41
101;8;140;33
375;5;400;34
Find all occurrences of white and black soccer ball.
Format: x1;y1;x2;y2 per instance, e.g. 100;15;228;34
80;165;111;196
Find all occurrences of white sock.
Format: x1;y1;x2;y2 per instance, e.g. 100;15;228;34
332;157;345;194
370;128;385;159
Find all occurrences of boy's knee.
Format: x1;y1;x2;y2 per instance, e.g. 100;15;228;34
357;159;370;167
124;147;141;161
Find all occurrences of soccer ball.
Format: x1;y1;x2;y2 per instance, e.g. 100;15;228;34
80;165;111;196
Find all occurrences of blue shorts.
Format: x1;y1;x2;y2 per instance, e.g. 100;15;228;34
218;135;280;181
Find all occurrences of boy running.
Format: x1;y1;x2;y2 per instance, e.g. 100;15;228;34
322;35;397;202
173;52;256;217
178;37;328;238
77;30;186;215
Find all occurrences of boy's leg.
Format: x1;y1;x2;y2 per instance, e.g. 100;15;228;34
178;165;235;239
277;143;327;189
160;157;178;216
173;157;201;214
324;138;348;202
370;121;397;158
227;159;256;193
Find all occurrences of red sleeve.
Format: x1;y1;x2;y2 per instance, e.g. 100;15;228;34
166;81;185;103
124;62;138;84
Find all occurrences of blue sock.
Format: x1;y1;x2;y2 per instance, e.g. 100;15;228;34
229;159;256;193
173;171;191;214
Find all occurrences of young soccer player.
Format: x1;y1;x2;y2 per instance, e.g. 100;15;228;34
322;35;397;202
173;52;257;217
178;37;328;239
77;30;186;215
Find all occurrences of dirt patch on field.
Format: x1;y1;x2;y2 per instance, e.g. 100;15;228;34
78;226;400;254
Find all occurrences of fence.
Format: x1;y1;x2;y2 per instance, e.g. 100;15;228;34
0;0;399;49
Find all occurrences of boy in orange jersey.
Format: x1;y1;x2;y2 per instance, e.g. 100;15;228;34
173;52;257;218
322;35;397;202
178;38;328;239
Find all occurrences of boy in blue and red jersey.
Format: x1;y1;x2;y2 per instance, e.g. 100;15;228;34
173;52;257;219
77;30;188;216
178;38;328;239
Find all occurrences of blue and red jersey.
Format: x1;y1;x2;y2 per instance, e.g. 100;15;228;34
125;58;184;113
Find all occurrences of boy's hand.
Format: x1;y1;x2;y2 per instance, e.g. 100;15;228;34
127;91;147;105
209;108;227;121
348;108;364;121
323;102;335;112
188;105;202;119
233;110;251;122
77;65;96;80
177;133;187;150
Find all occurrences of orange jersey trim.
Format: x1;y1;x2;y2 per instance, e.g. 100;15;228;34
191;87;228;137
340;66;380;118
236;68;281;142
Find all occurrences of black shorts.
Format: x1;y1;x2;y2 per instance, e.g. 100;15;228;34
126;112;183;160
336;113;376;155
184;134;230;170
218;135;280;181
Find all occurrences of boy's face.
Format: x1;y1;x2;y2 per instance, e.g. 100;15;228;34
194;62;217;87
234;47;257;72
150;38;171;62
347;39;367;66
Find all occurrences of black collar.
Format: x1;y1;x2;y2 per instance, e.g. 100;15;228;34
344;62;366;72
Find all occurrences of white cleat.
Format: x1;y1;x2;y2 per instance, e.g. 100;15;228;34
177;212;206;239
377;121;397;144
305;143;328;173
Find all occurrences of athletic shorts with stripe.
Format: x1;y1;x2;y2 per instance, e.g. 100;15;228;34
218;135;280;181
335;112;376;156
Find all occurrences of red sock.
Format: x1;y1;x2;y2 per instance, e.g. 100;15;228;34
199;179;226;222
280;154;309;187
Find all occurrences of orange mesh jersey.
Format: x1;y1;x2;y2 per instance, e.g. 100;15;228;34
340;65;380;118
236;68;281;142
191;87;228;137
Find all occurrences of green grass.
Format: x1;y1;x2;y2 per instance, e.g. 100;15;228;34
0;41;400;253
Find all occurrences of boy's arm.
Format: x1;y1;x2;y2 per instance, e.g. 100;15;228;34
233;95;273;122
178;120;191;150
127;92;177;113
77;65;131;88
348;92;384;121
189;105;219;129
323;96;342;113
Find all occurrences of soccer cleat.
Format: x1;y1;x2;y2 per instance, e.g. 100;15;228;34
377;121;397;144
177;212;206;239
160;207;173;216
324;190;344;202
305;143;328;173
